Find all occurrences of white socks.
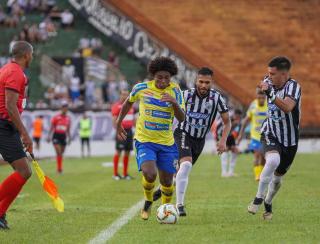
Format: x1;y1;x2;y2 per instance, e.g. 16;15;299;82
265;174;282;204
221;152;237;176
176;161;192;206
228;152;237;175
221;152;228;176
256;152;280;199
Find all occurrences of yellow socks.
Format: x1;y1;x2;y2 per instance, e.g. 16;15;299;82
160;184;174;204
254;165;264;181
142;176;155;202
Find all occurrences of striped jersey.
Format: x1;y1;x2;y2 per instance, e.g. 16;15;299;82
261;78;301;147
177;88;229;139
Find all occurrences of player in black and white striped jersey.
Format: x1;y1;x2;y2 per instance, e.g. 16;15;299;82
248;56;301;220
174;67;231;216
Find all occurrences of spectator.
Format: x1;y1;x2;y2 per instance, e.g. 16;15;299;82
101;80;109;103
54;81;68;100
60;9;73;28
85;80;96;106
0;6;6;25
69;75;81;102
62;59;75;82
108;51;119;67
35;99;48;109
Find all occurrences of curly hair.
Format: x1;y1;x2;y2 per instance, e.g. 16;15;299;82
147;56;178;76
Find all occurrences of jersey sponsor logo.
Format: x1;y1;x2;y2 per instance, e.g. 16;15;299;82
187;112;209;119
187;121;207;129
143;97;171;107
256;112;267;116
144;121;169;131
145;109;171;119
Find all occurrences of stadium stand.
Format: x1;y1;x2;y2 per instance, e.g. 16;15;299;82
108;0;320;130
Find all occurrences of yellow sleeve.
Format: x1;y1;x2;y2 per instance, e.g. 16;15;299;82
129;83;148;103
246;103;254;120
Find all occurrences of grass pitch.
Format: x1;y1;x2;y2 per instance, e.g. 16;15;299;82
0;153;319;243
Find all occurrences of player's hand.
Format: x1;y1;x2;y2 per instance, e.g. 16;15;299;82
216;140;227;155
116;123;127;141
160;93;177;105
21;132;33;154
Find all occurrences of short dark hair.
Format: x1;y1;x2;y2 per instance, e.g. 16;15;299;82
10;41;33;59
268;56;291;71
198;67;213;76
234;109;243;115
148;56;178;76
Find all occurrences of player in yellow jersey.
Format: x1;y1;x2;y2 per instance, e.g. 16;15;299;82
115;57;185;220
237;88;267;181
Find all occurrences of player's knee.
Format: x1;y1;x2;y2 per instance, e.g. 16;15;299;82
18;167;32;180
144;172;157;183
265;152;280;169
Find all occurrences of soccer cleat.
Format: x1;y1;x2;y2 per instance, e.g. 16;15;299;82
123;175;134;180
247;197;263;214
263;202;273;220
0;214;9;230
221;173;229;178
141;201;152;220
112;174;122;181
176;204;187;217
153;188;162;202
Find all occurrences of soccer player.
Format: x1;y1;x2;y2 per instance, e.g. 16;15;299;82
247;56;301;220
215;109;242;178
0;41;33;229
111;90;134;180
153;67;231;216
237;88;267;181
47;101;71;174
32;115;44;151
115;57;185;220
79;112;91;158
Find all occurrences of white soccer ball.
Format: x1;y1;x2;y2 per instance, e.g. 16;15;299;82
156;204;179;224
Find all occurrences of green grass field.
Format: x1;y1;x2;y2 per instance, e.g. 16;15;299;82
0;153;319;243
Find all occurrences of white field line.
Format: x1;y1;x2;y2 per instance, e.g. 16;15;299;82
88;200;144;244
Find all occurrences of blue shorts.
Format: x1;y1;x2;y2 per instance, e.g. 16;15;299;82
134;140;178;174
249;139;262;152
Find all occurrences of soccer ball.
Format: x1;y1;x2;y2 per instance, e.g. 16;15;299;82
156;204;179;224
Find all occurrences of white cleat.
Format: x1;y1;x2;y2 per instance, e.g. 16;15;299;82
248;201;261;214
263;212;273;220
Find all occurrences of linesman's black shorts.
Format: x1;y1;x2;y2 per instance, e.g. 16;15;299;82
81;137;90;146
116;128;133;151
52;133;67;146
261;134;298;175
226;134;236;148
0;119;26;163
33;137;40;144
174;129;205;165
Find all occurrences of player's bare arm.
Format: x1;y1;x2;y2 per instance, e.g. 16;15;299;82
236;116;250;145
160;92;185;122
260;81;296;113
5;89;33;153
116;97;134;140
217;111;231;154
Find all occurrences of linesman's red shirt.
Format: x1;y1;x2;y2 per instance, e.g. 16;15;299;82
0;62;28;120
51;114;71;134
111;101;134;129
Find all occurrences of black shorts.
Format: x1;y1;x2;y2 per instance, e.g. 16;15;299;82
0;119;26;163
33;137;41;144
53;133;67;146
174;129;205;165
226;135;236;148
81;137;90;145
261;134;298;175
116;128;133;151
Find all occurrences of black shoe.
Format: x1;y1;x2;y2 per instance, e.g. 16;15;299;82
253;197;264;205
153;188;161;202
0;214;9;230
177;204;187;217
